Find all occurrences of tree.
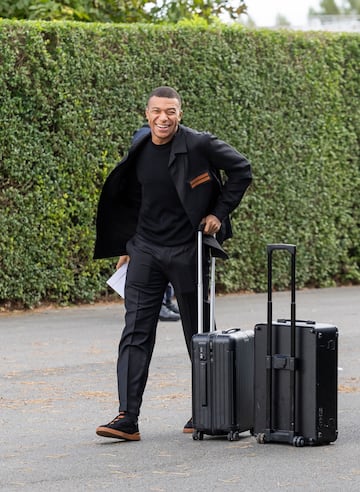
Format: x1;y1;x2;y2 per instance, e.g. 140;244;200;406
275;14;291;28
309;0;360;16
345;0;360;13
318;0;341;14
0;0;247;24
0;0;151;22
148;0;247;23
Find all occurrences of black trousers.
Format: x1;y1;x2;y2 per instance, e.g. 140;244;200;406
117;234;210;416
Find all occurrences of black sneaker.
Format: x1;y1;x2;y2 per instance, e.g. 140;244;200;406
183;417;193;434
96;412;141;441
166;300;180;314
159;304;180;322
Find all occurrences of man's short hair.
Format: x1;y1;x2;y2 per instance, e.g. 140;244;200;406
148;86;182;106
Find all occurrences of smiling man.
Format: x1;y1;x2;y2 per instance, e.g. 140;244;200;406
146;93;182;144
94;86;252;441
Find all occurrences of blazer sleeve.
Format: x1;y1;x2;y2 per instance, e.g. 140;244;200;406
203;133;252;221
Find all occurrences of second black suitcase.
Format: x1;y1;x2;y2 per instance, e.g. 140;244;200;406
192;328;254;440
253;244;338;446
191;228;254;441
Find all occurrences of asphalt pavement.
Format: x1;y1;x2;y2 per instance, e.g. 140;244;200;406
0;286;359;491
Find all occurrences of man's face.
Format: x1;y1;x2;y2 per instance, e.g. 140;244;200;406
145;96;182;145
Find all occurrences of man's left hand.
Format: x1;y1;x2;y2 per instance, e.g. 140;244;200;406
202;215;221;235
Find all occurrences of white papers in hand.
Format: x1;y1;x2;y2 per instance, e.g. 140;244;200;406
106;262;128;298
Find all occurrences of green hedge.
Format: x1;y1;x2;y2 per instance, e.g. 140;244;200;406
0;20;359;308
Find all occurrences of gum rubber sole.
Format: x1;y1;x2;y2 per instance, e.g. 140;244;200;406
96;427;141;441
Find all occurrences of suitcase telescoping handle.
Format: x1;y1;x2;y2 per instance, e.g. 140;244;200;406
267;243;296;358
266;244;297;438
197;225;216;334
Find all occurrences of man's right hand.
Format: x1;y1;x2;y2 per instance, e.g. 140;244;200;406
116;255;130;270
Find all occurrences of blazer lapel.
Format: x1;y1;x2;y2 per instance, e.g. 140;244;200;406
169;125;187;166
168;127;189;204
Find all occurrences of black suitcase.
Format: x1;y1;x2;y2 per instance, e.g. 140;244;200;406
253;244;338;446
191;228;254;441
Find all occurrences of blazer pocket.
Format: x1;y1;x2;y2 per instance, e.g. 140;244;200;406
189;171;212;189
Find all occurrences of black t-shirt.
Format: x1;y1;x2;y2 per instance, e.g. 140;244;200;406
136;139;194;246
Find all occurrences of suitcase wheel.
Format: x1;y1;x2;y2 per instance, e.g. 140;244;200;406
256;433;266;444
192;430;204;441
293;436;305;447
227;430;240;441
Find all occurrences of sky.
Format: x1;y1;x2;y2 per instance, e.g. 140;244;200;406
245;0;322;27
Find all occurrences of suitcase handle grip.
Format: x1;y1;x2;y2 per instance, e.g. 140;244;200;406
277;318;315;325
223;328;241;334
267;243;296;255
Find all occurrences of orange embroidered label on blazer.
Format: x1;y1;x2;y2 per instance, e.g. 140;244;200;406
189;172;211;189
